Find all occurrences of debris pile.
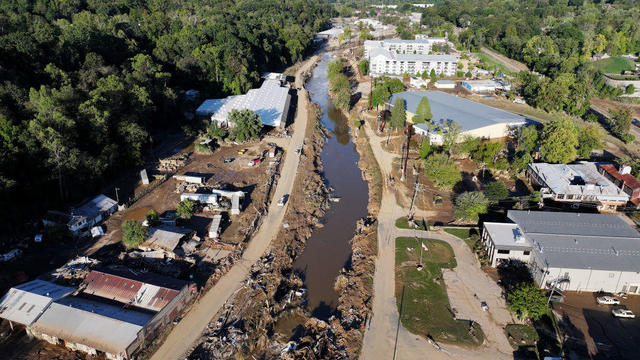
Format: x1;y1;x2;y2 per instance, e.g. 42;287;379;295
50;256;100;286
158;153;191;172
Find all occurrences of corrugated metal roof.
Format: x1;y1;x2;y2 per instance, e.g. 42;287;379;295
507;210;640;271
31;297;151;357
0;280;73;326
81;269;186;312
75;194;117;218
388;91;529;131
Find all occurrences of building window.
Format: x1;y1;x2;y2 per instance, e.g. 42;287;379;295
497;249;510;254
609;273;615;278
523;251;530;255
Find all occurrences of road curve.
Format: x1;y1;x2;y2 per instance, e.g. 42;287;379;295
360;122;513;360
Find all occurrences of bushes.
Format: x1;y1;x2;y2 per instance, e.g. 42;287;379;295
195;142;214;154
423;153;462;189
454;191;488;222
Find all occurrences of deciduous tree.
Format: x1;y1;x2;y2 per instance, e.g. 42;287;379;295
229;109;263;142
507;283;548;321
122;220;147;249
539;117;578;164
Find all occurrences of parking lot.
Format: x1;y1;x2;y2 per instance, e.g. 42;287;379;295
553;292;640;359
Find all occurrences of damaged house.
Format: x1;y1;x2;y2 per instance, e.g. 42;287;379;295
43;194;118;235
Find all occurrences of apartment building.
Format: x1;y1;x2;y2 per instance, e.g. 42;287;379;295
369;48;457;77
363;38;446;57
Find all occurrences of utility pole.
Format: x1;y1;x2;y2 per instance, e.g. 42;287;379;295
115;187;120;204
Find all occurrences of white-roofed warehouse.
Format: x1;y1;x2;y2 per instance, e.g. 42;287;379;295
0;280;73;326
196;75;291;129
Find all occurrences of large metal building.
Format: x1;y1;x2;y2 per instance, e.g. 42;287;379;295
387;91;532;142
484;210;640;294
0;269;193;360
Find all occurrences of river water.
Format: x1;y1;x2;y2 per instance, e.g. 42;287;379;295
293;51;369;320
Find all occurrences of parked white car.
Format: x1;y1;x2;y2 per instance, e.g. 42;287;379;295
597;296;621;305
277;195;288;207
612;308;636;319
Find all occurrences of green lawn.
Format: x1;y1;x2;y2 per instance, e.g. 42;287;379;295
395;237;484;346
505;324;539;349
474;52;513;75
395;216;429;231
592;56;636;74
444;228;479;250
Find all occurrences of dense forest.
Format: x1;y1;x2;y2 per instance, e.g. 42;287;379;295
0;0;331;235
423;0;640;117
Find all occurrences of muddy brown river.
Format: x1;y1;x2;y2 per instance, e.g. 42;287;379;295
293;51;369;320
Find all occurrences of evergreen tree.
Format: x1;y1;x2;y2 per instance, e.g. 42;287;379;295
390;97;406;129
413;96;432;123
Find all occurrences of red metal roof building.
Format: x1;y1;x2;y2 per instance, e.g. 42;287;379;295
599;163;640;206
80;268;187;312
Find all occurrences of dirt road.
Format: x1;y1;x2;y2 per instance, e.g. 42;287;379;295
360;121;513;360
149;57;318;360
481;47;528;73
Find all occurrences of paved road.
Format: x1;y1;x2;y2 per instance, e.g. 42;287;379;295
480;47;528;73
590;102;640;140
150;57;318;360
360;122;513;360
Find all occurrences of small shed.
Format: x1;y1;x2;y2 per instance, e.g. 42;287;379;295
174;175;205;184
208;215;222;239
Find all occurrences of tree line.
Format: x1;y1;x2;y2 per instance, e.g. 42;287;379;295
0;0;331;234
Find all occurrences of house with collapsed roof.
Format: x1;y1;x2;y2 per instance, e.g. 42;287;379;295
482;210;640;294
0;268;192;360
195;72;291;129
138;225;194;258
527;162;629;212
43;194;118;235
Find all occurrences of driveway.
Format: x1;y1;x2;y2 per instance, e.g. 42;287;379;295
150;57;318;360
360;121;513;360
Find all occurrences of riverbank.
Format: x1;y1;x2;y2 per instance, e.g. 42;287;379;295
319;47;384;357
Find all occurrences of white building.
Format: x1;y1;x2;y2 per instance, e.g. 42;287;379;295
43;194;118;235
369;48;457;77
364;38;447;58
461;79;511;92
434;80;456;89
482;223;532;267
196;75;291;129
488;210;640;294
412;3;434;8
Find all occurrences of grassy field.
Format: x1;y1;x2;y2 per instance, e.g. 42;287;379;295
395;237;484;346
395;216;429;230
592;56;636;74
474;52;513;75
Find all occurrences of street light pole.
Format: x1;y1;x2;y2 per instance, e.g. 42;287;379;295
115;187;120;204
